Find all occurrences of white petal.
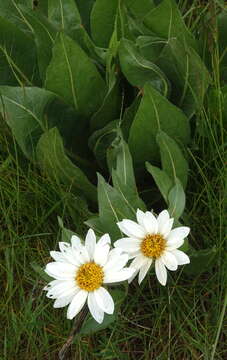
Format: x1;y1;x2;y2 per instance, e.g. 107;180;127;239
94;244;110;266
43;279;60;291
167;227;190;243
53;293;76;308
87;292;104;323
94;287;114;314
114;238;141;253
45;262;76;280
128;269;139;283
104;268;135;283
161;251;178;271
143;211;158;234
79;246;90;263
67;290;88;320
155;259;167;286
166;238;184;250
104;253;129;272
138;259;152;284
71;235;82;250
130;254;148;270
46;280;76;299
117;220;145;239
97;233;111;247
50;251;65;262
85;229;96;260
59;242;80;266
136;209;146;226
171;249;190;265
157;210;174;236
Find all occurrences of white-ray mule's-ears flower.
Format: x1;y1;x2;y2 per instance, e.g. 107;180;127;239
114;209;190;286
44;229;135;323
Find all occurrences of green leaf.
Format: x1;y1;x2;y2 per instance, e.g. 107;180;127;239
110;136;146;211
143;0;197;50
0;86;56;159
75;0;95;33
118;38;169;94
136;35;166;63
128;83;190;168
80;289;126;335
156;131;189;188
157;38;210;117
146;162;173;203
125;0;155;19
48;0;81;33
57;216;77;243
184;247;217;276
90;0;118;48
36;127;97;203
89;120;119;169
168;178;185;220
84;217;105;236
97;174;136;240
45;33;107;116
18;5;57;82
0;16;38;85
30;262;52;282
217;11;227;67
90;80;121;131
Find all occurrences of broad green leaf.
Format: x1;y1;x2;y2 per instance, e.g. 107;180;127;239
97;174;136;240
89;120;119;169
110;136;146;211
118;38;169;95
184;247;217;276
0;86;55;159
125;0;155;19
143;0;197;50
168;178;185;220
0;16;38;85
36;127;97;203
157;38;210;117
156;131;189;188
75;0;95;33
128;83;190;168
136;35;166;63
57;216;78;243
90;80;121;131
146;162;173;203
45;33;107;116
18;5;57;82
121;96;141;140
30;262;52;282
80;289;126;335
84;217;105;236
90;0;118;48
217;11;227;67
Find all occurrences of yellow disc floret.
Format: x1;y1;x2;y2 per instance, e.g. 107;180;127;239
141;234;166;259
76;262;104;292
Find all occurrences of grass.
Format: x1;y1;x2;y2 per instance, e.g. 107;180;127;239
1;2;226;360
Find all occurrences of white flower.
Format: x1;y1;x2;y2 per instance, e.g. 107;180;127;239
44;229;134;323
114;209;190;286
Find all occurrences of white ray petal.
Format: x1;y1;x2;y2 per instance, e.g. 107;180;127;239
136;209;146;226
87;292;104;323
143;211;158;234
166;238;184;250
161;251;178;271
171;249;190;265
45;262;76;280
94;244;110;266
50;251;65;262
104;253;129;272
104;268;135;283
85;229;96;261
167;227;190;243
114;238;141;253
46;280;76;299
71;235;82;250
117;220;145;239
155;259;167;286
130;254;148;270
97;233;111;247
53;293;76;308
67;290;88;320
94;287;114;314
138;259;152;284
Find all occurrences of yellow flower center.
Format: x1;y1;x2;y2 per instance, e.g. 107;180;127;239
76;262;104;292
140;234;166;259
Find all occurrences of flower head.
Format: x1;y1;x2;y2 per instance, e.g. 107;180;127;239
44;229;134;323
114;209;190;286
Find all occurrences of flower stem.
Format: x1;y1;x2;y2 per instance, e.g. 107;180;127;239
58;307;89;360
